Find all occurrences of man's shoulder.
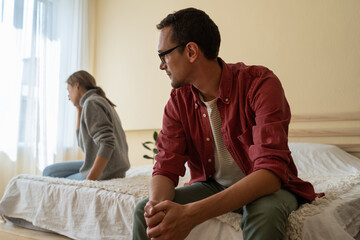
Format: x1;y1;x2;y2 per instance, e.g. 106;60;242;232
226;61;273;76
225;62;278;92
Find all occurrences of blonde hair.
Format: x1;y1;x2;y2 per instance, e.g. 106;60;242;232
66;70;116;107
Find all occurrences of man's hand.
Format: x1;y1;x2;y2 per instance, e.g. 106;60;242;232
145;200;194;240
144;170;280;239
144;200;165;229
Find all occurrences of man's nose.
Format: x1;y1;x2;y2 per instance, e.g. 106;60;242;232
160;61;166;70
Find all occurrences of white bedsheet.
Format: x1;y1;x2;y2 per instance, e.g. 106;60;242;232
1;143;360;240
0;168;359;240
0;166;152;240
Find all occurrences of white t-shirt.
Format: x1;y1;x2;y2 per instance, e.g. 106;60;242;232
200;94;245;187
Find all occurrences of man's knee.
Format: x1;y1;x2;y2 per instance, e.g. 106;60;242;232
241;205;287;239
240;190;297;239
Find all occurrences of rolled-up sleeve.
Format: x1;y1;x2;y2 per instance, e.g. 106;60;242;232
248;69;292;184
153;91;188;186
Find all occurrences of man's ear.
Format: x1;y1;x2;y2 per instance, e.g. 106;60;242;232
186;42;199;63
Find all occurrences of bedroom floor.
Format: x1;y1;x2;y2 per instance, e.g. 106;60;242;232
0;219;70;240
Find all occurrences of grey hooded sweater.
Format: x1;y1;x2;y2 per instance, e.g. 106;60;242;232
76;89;130;180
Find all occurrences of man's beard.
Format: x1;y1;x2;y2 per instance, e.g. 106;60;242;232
170;78;185;89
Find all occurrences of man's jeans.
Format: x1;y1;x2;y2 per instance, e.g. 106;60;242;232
132;178;298;240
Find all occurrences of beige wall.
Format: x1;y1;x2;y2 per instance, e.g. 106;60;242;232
125;130;159;167
91;0;360;165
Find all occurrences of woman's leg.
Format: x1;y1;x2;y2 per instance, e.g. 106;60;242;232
42;160;84;179
66;172;86;180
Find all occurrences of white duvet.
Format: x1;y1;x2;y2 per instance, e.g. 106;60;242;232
0;143;360;240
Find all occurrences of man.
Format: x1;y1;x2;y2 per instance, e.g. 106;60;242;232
133;8;318;240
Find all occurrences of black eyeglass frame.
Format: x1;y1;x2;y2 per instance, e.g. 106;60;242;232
158;42;187;64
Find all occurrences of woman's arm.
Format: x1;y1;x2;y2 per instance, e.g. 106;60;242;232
86;155;109;180
82;100;115;180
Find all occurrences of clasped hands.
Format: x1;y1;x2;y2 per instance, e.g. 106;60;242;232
144;200;194;240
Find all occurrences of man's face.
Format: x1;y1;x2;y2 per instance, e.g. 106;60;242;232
158;27;190;88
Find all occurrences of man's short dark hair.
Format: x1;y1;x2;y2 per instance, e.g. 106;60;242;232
157;8;221;60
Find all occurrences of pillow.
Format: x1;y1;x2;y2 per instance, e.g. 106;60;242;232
288;143;360;175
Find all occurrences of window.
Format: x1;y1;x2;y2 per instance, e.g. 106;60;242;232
0;0;89;170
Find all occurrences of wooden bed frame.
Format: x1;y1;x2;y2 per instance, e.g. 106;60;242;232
289;111;360;157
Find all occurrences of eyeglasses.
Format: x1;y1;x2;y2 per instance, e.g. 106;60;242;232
158;43;187;64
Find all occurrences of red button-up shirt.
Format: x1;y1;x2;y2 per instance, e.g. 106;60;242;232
154;58;317;203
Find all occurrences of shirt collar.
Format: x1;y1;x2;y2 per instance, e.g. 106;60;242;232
217;58;232;104
191;57;232;108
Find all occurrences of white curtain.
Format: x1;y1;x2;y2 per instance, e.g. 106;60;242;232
0;0;90;197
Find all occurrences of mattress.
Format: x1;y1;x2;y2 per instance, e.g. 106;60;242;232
1;143;360;240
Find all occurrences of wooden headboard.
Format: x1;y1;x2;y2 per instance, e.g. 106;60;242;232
289;112;360;157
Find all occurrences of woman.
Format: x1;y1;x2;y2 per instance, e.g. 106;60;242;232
43;70;130;180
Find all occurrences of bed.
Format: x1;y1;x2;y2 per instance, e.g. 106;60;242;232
1;113;360;240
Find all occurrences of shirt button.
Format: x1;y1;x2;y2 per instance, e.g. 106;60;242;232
208;159;212;162
206;138;210;141
203;113;207;117
225;98;229;102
